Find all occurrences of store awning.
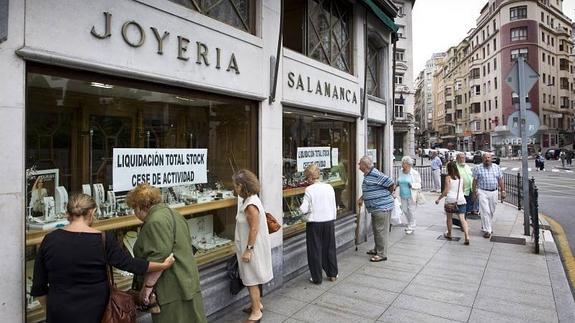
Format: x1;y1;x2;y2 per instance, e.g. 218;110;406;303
360;0;399;33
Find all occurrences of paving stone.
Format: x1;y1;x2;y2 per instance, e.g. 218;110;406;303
329;279;399;306
468;308;529;323
483;268;551;286
391;294;471;322
419;266;484;284
378;306;463;323
312;291;389;320
402;282;476;307
359;262;419;282
291;303;374;323
473;294;558;322
259;292;308;317
476;284;556;309
480;275;553;297
343;271;410;293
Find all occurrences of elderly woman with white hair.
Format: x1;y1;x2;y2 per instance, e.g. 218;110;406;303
395;156;422;234
299;164;338;284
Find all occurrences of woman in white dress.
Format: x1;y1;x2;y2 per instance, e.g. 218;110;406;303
233;169;273;322
30;176;48;217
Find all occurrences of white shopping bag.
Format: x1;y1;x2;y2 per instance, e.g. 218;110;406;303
391;197;403;225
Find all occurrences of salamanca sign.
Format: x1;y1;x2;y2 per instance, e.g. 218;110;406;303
287;71;358;104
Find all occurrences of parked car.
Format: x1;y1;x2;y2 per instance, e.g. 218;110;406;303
473;151;500;165
544;149;566;160
422;148;432;158
464;151;474;163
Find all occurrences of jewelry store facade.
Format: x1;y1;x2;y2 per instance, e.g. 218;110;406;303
0;0;398;321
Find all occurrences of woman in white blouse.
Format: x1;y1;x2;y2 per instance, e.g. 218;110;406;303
299;164;338;285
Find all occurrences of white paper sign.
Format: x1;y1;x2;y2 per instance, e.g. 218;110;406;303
112;148;208;192
367;149;377;164
331;148;339;166
297;147;331;172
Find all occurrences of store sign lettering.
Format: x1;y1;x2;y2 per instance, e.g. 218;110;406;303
287;72;358;104
501;137;534;145
90;12;240;74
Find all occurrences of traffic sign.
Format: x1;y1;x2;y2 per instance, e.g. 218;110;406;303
505;61;539;93
508;110;540;137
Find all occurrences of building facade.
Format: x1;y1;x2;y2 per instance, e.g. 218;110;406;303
392;0;416;158
0;1;399;321
431;0;574;155
414;53;446;148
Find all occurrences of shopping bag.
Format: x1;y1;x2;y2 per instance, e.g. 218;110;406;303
391;198;403;225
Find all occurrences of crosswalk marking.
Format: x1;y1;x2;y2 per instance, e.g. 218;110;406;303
552;169;560;172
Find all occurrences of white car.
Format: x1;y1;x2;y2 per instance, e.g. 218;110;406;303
464;151;474;162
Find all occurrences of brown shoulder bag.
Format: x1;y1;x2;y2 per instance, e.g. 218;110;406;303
101;233;137;323
266;212;281;234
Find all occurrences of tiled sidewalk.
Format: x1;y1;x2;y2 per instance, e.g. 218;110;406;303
215;193;574;323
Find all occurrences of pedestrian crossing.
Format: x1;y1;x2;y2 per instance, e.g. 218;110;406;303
502;167;574;174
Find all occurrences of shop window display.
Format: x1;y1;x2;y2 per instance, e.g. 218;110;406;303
24;64;257;321
282;109;355;237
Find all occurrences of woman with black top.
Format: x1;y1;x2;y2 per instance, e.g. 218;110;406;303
31;193;175;323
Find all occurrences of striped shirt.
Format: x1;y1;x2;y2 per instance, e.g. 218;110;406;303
362;167;394;212
472;163;502;191
431;156;442;171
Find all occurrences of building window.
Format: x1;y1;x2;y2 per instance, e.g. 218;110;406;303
397;25;405;39
394;104;405;119
493;38;497;51
473;85;481;95
395;49;405;62
169;0;255;34
510;27;528;41
397;5;404;17
510;6;527;20
495;96;498;109
395;73;404;85
494;77;498;90
472;103;481;113
366;42;380;97
470;68;480;79
510;48;528;61
282;109;355;237
283;0;353;73
494;58;497;70
445;87;452;96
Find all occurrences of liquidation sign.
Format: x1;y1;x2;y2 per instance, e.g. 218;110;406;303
296;147;331;172
112;148;207;192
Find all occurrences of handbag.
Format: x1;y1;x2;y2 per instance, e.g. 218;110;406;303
101;233;137;323
266;212;281;234
444;178;461;214
226;256;245;295
391;197;403;225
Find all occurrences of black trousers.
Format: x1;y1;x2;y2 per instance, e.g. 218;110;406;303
306;220;338;283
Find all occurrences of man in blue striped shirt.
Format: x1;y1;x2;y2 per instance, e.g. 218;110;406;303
357;155;395;262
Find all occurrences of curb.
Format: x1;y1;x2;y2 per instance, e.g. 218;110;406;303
541;213;575;322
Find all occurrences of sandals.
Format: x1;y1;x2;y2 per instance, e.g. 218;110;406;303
366;249;377;255
464;239;470;245
242;304;264;314
443;233;452;240
370;255;387;262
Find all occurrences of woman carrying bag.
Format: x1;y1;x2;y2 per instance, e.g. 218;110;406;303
395;156;423;234
435;161;470;245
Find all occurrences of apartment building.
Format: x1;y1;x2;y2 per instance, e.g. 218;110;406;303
432;0;574;155
393;0;416;158
414;52;446;148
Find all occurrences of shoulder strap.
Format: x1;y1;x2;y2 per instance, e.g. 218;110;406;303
168;208;177;253
101;232;114;286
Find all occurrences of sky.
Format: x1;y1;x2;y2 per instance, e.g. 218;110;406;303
412;0;575;75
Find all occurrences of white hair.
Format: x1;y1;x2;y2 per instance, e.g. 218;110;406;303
401;156;413;165
456;152;465;158
359;155;374;168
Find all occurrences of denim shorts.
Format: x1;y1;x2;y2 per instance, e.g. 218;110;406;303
457;204;467;214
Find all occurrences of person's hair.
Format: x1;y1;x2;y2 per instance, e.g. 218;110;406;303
126;183;162;210
456;152;465;158
359;155;374;168
67;193;97;218
401;156;413;165
304;164;321;182
232;169;260;198
32;176;45;190
447;161;460;180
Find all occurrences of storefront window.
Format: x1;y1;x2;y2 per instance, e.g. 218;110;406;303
169;0;256;34
24;64;257;319
366;43;380;97
367;125;383;167
282;108;355;238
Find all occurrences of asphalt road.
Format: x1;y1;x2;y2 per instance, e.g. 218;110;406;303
495;159;575;256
